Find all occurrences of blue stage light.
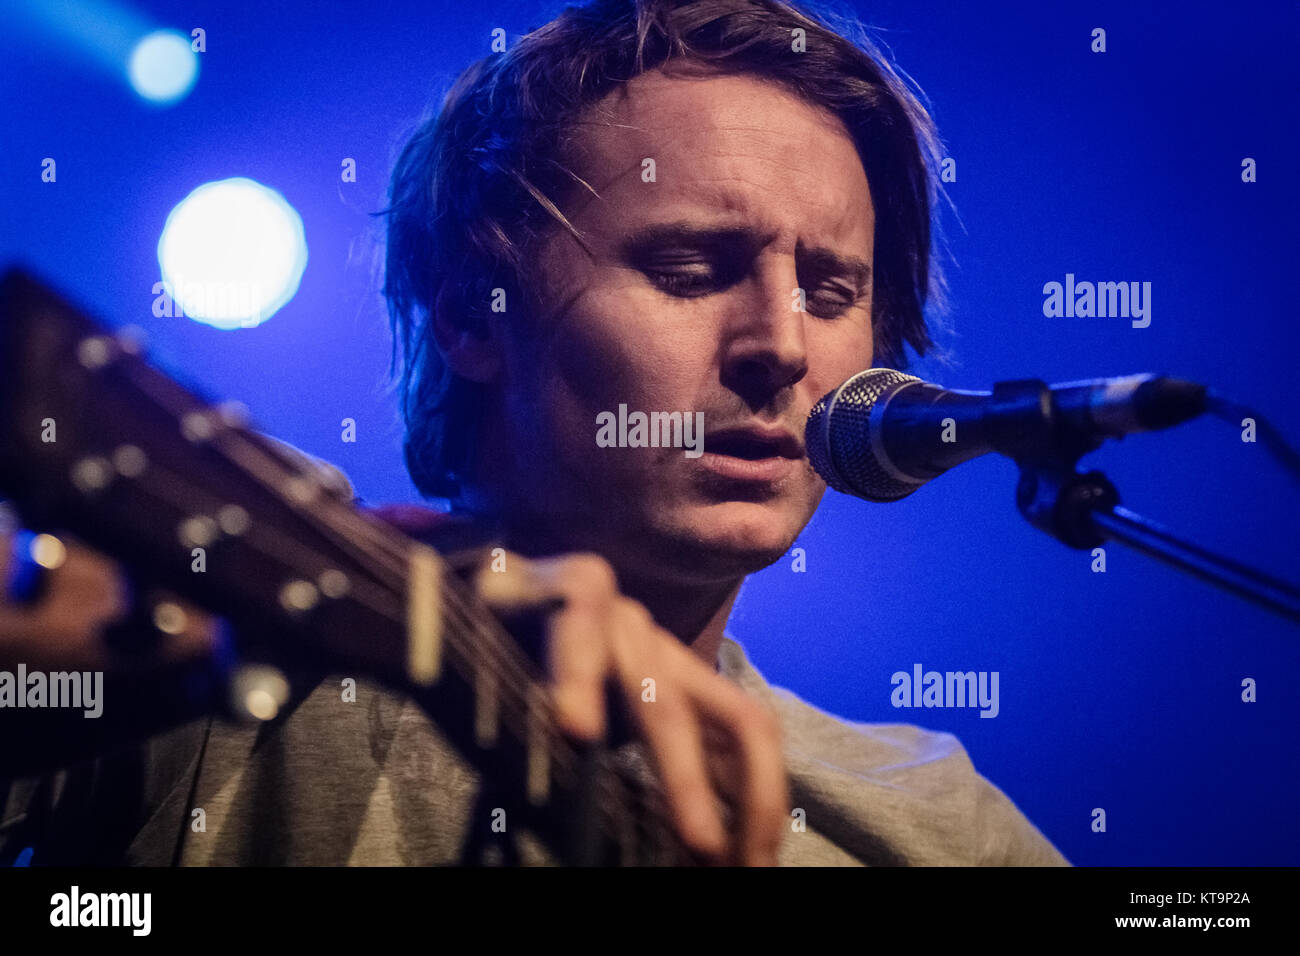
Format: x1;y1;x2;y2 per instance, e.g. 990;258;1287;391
157;178;309;330
127;29;198;104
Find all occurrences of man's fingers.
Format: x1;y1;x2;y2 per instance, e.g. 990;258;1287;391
685;678;788;866
599;601;735;862
470;548;789;866
0;531;220;673
0;532;126;669
622;670;730;862
472;551;557;615
473;551;613;741
541;599;612;741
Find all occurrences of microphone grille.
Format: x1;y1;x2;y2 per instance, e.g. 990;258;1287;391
806;368;923;501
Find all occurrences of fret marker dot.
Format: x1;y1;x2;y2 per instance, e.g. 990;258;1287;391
216;504;250;536
116;326;148;355
112;444;148;477
178;515;218;548
77;337;112;369
70;457;112;493
181;412;215;442
279;580;319;612
318;569;349;598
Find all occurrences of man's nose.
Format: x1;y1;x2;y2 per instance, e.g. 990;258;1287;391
720;262;810;408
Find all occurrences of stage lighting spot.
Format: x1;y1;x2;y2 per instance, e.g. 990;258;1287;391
128;30;198;104
157;178;309;330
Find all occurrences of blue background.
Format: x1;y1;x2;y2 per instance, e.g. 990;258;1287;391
1;0;1296;865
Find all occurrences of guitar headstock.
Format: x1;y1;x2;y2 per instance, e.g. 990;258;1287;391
0;267;412;682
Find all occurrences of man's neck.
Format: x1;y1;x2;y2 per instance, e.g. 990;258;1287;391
450;490;742;667
613;571;742;668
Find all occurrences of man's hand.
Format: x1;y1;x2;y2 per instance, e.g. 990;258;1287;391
0;529;217;673
473;550;790;867
0;527;225;774
1;522;791;866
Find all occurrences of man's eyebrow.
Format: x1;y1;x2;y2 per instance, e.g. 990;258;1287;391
797;244;873;287
621;221;872;285
620;221;766;254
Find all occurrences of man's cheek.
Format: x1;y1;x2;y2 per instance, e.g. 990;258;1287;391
815;322;872;377
552;332;649;415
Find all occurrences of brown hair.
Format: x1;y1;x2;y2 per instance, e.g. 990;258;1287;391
384;0;947;499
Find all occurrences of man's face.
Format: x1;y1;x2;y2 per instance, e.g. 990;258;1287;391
489;68;875;584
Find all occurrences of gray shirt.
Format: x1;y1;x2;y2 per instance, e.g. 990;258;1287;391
2;635;1068;866
2;444;1067;866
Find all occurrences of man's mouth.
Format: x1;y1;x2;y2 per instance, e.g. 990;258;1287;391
704;425;804;460
697;425;804;484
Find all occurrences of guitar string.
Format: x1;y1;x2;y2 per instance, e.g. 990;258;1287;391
109;449;666;861
99;357;678;862
180;407;686;862
227;447;690;864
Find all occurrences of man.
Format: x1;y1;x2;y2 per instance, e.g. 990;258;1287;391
0;0;1067;866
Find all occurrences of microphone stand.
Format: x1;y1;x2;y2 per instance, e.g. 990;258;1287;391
995;379;1300;625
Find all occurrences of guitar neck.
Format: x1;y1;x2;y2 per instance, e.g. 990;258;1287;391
0;268;689;866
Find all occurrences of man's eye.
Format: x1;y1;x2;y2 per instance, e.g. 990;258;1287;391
646;269;717;297
805;282;863;317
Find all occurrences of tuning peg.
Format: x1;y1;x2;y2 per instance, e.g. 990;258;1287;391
115;325;148;355
76;336;113;369
228;663;291;723
216;400;249;428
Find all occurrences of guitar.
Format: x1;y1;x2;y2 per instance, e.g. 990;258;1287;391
0;267;691;866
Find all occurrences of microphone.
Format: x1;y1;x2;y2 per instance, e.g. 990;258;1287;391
805;369;1208;502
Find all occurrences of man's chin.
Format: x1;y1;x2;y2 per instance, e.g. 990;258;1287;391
633;499;807;580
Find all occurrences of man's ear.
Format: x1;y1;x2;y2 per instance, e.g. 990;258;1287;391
430;282;503;384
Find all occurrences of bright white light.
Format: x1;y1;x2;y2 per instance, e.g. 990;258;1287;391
158;178;308;329
128;30;198;104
